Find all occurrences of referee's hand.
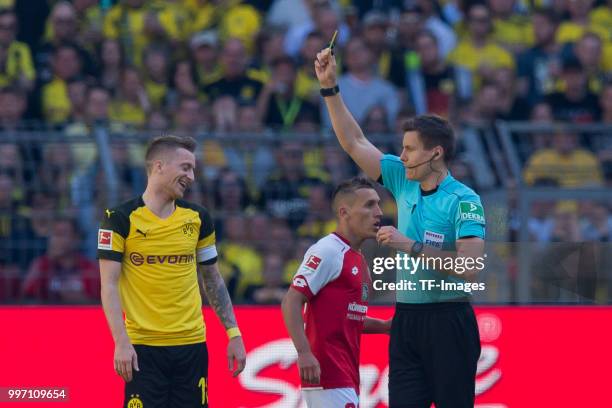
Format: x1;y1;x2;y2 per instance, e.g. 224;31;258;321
114;339;139;382
314;47;337;89
298;350;321;385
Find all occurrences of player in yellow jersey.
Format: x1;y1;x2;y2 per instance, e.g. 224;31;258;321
97;135;246;408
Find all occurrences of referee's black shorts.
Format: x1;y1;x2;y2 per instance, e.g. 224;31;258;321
388;301;481;408
124;342;209;408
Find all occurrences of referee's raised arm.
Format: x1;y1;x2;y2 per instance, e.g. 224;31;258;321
315;47;383;180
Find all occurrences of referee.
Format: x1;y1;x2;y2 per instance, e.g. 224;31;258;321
97;136;246;408
315;48;485;407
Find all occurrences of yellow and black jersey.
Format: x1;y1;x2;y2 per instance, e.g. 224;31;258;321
97;197;217;346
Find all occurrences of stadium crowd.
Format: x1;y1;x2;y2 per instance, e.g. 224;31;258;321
0;0;611;304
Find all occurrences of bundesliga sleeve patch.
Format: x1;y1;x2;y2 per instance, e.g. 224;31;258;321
304;255;322;270
98;229;113;250
459;202;485;224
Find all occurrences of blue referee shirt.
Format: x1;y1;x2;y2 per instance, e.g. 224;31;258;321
380;154;486;303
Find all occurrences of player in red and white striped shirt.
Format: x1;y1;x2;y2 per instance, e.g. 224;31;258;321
282;177;391;407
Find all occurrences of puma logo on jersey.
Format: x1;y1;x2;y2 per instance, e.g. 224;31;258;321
136;229;148;238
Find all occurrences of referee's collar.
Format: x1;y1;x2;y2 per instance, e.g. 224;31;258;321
420;171;453;197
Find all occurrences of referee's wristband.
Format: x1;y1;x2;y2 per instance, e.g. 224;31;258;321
226;327;242;339
320;85;339;97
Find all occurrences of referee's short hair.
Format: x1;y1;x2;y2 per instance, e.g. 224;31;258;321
403;114;456;164
332;177;377;213
145;135;197;174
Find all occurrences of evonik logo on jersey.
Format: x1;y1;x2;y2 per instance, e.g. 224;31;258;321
129;252;195;266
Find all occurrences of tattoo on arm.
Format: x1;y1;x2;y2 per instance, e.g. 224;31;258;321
199;264;237;329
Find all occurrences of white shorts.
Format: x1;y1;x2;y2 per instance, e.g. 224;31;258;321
302;387;359;408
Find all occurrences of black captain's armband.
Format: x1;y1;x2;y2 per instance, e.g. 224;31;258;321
199;256;217;266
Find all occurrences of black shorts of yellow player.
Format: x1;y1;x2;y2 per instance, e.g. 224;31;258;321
124;342;209;408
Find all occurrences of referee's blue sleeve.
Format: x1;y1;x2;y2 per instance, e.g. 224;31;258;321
380;154;408;199
454;195;486;240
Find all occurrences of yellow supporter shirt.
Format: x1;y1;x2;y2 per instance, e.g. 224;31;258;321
97;197;218;346
64;122;128;170
144;79;168;108
248;66;270;85
448;40;516;72
297;218;336;238
202;140;228;168
602;42;612;72
295;67;319;102
283;259;300;285
556;22;609;44
104;5;146;66
42;78;71;124
219;3;262;50
110;100;146;127
196;64;223;87
184;0;216;35
104;4;180;67
0;42;36;87
151;0;189;40
376;50;392;80
523;149;604;187
64;123;96;169
492;15;534;49
590;6;612;41
218;242;262;299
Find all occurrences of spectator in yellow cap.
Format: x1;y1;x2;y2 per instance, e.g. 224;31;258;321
448;4;515;89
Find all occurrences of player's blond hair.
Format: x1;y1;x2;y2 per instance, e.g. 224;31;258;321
144;135;197;174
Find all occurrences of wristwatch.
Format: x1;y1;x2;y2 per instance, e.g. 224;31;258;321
410;241;424;257
320;85;340;97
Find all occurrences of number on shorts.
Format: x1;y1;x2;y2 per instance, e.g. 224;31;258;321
198;377;208;405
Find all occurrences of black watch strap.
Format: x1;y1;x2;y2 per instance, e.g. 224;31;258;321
320;85;340;97
410;241;424;257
